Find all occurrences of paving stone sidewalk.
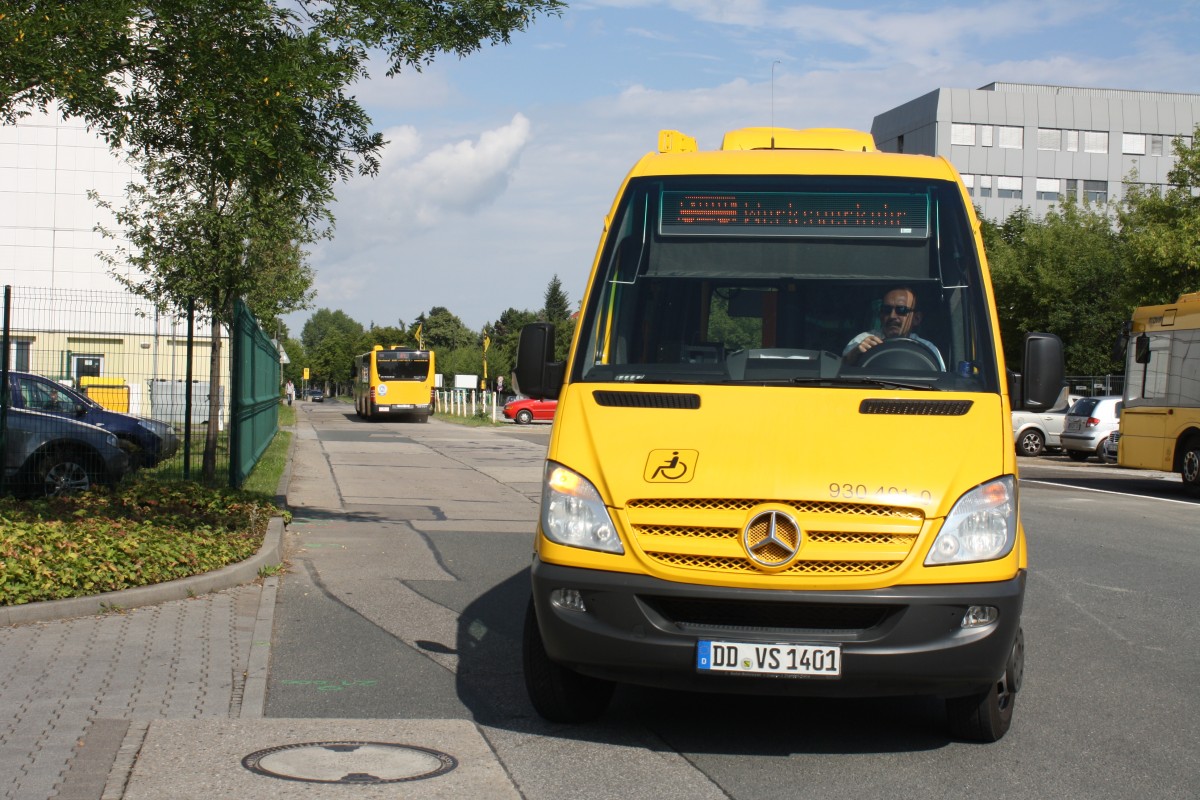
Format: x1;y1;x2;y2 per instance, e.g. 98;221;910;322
0;584;262;800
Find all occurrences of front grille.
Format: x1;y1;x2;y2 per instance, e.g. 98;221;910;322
627;497;923;520
624;497;924;578
642;596;889;633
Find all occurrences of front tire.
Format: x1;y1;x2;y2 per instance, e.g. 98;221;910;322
1016;429;1044;457
522;599;614;723
37;452;95;496
516;409;534;425
945;628;1023;742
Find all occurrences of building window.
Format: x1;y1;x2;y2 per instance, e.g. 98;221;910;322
1037;128;1061;150
1084;180;1107;203
1149;135;1165;156
951;123;976;146
979;175;993;197
1083;131;1108;153
997;176;1022;199
960;173;975;196
1065;130;1079;152
896;134;904;153
10;341;31;372
997;126;1023;149
980;125;994;147
1063;179;1078;200
1036;178;1060;201
1122;133;1146;155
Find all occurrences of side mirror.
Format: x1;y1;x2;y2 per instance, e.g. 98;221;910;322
1134;333;1151;364
513;323;564;400
1019;332;1065;411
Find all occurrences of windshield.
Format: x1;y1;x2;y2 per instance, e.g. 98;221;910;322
376;352;431;381
574;175;999;392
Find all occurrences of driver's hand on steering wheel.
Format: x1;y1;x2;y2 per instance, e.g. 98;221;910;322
846;334;883;365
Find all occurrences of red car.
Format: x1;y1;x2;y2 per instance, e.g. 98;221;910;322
503;396;557;424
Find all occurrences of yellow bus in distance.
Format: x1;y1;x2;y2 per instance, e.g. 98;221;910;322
353;345;435;422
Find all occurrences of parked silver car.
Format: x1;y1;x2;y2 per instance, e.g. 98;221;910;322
1060;396;1123;463
2;407;130;496
1011;392;1081;457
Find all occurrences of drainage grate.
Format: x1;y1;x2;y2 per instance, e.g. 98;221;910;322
242;741;457;784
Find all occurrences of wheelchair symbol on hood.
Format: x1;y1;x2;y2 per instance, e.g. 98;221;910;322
644;449;698;483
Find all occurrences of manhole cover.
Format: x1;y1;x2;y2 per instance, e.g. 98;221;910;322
242;741;457;784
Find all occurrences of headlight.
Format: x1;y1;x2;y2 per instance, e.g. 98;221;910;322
137;418;171;435
925;476;1017;565
105;433;119;448
540;462;623;554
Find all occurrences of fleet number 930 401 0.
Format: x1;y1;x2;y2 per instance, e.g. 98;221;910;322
697;641;842;678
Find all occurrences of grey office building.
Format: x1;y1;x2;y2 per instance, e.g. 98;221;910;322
871;82;1200;222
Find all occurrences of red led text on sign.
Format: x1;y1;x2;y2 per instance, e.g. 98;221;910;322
670;195;914;228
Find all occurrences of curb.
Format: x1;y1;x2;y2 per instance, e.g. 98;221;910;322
0;515;285;627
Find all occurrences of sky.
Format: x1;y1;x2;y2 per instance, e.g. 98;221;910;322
283;0;1200;337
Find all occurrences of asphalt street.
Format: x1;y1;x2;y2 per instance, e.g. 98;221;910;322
2;401;1197;799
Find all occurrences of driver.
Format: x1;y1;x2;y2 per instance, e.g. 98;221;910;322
842;286;945;370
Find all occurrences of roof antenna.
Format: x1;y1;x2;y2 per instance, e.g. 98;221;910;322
771;60;781;148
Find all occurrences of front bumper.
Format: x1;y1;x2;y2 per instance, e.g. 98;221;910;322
531;558;1025;699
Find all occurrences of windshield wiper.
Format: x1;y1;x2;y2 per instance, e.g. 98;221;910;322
787;377;940;391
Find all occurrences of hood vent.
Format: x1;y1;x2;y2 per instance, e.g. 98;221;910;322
593;391;701;409
859;399;973;416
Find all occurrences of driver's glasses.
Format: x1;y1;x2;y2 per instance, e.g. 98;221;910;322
880;304;914;316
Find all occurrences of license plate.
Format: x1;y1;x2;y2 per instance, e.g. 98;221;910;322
1065;419;1082;432
377;406;391;412
697;640;841;678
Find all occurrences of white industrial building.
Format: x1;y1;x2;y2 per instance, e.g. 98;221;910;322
871;82;1200;222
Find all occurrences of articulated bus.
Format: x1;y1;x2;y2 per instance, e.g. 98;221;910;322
353;345;435;422
1115;292;1200;495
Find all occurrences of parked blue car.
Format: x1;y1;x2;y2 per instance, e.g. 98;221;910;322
5;371;179;468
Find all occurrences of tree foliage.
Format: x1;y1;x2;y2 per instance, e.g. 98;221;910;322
301;308;364;386
413;306;475;352
539;274;575;361
1118;126;1200;305
2;1;565;129
984;199;1128;375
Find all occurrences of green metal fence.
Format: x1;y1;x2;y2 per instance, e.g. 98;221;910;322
229;297;281;487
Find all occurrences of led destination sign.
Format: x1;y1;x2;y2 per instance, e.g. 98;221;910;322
660;191;929;238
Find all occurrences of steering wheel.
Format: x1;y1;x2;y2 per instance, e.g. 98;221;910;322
855;338;940;371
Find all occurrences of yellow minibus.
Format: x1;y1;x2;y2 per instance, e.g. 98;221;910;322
514;127;1063;741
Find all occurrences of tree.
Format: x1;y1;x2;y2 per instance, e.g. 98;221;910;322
540;274;575;361
302;308;364;388
413;306;474;352
984;199;1128;375
1119;126;1200;305
353;325;409;359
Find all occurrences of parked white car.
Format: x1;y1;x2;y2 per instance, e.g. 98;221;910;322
1012;392;1080;457
1061;396;1123;462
